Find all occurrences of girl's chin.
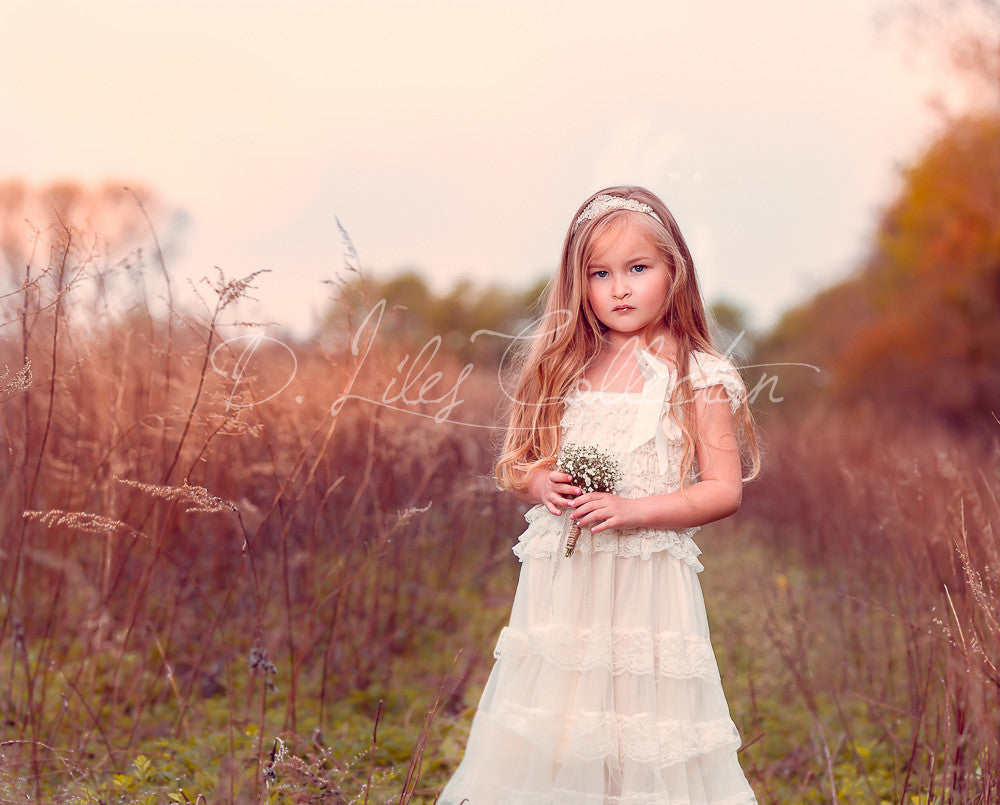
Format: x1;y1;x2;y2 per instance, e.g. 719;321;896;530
601;328;648;342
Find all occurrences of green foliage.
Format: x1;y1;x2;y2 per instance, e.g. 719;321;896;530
322;269;548;362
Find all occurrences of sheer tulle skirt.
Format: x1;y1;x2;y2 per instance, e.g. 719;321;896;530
438;535;758;805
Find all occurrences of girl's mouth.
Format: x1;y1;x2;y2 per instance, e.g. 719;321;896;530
613;305;634;312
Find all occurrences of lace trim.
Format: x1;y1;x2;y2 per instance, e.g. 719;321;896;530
514;506;705;572
484;702;743;766
688;352;746;414
493;624;721;681
565;351;746;415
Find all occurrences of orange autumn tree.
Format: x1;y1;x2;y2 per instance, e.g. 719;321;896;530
756;113;1000;429
832;113;1000;427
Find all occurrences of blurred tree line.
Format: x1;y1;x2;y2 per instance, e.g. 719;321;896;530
8;108;1000;431
9;0;1000;436
322;269;549;365
756;116;1000;431
328;93;1000;431
0;180;175;277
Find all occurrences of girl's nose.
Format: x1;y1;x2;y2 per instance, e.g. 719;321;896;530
613;277;630;299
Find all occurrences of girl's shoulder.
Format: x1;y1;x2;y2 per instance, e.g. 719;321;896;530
684;350;746;411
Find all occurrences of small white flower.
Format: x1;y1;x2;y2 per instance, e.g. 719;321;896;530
556;443;622;495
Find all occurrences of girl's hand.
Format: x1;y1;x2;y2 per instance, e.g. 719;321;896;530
568;492;641;533
529;470;582;516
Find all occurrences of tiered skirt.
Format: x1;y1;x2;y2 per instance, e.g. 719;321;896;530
439;514;758;805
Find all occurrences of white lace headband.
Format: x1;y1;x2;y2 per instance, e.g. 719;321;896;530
573;194;661;231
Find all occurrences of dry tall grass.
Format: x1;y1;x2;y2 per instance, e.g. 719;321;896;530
2;206;998;803
735;404;1000;802
0;210;521;800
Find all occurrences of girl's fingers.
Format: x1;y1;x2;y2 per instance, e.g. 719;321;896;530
550;491;576;511
546;492;578;515
568;492;600;507
552;473;580;494
570;502;601;522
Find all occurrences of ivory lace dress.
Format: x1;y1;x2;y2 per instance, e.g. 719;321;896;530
439;350;758;805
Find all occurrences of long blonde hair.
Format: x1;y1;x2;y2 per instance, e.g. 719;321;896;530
495;185;759;491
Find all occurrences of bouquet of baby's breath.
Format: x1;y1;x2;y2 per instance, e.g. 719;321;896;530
556;443;623;557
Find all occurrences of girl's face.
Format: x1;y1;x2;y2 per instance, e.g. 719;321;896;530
585;217;672;345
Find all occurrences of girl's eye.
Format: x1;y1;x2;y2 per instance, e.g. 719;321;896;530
591;270;609;279
631;264;648;273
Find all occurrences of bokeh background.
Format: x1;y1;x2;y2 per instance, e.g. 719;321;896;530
1;1;999;802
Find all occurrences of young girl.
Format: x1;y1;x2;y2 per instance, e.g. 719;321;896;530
439;186;760;804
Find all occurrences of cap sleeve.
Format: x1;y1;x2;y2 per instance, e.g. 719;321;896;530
686;351;746;414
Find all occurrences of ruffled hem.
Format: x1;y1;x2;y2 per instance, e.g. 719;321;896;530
494;623;721;682
481;703;741;766
442;777;758;805
513;505;704;572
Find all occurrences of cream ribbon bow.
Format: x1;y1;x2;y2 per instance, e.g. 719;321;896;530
627;347;681;473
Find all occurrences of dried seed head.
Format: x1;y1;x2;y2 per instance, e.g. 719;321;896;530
0;356;32;396
115;476;238;514
248;641;278;676
23;509;129;535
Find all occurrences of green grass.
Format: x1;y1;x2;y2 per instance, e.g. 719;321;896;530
0;506;989;803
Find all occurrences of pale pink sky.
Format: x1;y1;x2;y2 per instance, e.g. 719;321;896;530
0;0;969;338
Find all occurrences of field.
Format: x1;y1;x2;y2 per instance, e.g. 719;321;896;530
1;216;998;803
